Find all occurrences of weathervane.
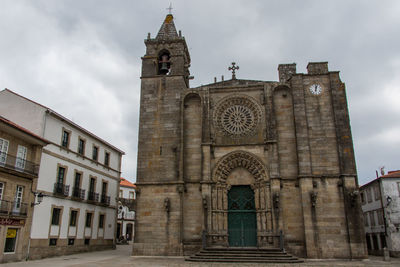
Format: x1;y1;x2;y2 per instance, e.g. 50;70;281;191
167;3;173;14
228;62;239;79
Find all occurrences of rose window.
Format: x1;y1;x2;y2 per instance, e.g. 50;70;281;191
213;95;261;137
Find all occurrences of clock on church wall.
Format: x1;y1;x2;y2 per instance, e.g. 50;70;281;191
213;95;262;138
309;83;323;95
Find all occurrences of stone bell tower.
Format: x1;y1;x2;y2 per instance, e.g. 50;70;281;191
133;13;191;255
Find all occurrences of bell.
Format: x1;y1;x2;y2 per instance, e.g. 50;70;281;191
159;54;170;75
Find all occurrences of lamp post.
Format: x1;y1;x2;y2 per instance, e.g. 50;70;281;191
31;192;44;206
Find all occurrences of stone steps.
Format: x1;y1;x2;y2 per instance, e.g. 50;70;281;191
186;247;303;263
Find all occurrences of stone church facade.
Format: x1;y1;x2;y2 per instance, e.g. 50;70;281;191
133;14;367;259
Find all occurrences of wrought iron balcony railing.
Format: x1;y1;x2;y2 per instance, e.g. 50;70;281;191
100;195;110;206
119;198;136;211
0;200;28;217
53;182;70;197
0;152;39;176
88;191;99;202
72;187;85;200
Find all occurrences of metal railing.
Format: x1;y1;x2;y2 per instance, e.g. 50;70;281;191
0;200;28;217
72;187;85;199
53;182;70;197
119;198;136;211
0;152;39;176
88;191;99;202
100;195;110;206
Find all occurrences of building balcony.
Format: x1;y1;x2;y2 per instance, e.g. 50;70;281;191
71;187;85;200
53;182;70;197
0;152;39;176
0;200;28;217
119;198;136;211
88;191;99;203
100;195;110;206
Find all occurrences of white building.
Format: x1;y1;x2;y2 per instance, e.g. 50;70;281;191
117;177;135;242
360;170;400;257
0;89;124;259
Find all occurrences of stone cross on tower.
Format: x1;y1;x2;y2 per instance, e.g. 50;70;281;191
166;3;173;14
228;62;239;79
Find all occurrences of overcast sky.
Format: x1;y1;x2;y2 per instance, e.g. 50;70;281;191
1;1;399;185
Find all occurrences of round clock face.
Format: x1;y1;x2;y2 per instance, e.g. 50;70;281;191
309;84;322;95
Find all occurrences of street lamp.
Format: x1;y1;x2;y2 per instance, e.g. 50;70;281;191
31;192;44;206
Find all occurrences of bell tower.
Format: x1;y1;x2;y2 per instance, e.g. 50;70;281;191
134;14;191;255
137;13;191;183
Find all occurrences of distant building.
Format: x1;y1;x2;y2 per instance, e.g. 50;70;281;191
360;170;400;257
0;116;49;263
117;177;135;242
0;89;124;259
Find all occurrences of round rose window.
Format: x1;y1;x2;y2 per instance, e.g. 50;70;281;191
213;95;261;137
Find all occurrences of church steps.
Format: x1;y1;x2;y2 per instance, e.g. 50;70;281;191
186;248;303;263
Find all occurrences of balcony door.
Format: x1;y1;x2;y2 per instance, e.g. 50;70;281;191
15;145;27;171
0;138;9;166
13;186;23;214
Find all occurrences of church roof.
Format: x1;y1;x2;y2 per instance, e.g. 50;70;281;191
194;78;269;89
156;14;178;40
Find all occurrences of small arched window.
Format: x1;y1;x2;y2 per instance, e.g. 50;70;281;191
158;50;171;75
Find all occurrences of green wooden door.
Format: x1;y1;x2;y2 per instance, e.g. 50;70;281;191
228;185;257;247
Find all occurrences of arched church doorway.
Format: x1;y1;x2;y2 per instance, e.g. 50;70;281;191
228;185;257;247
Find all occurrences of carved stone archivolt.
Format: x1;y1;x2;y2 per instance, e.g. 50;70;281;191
213;95;262;137
208;151;273;247
213;150;268;183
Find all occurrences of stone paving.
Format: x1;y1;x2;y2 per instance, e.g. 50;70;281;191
2;245;400;267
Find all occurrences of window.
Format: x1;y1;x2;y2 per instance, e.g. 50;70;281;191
364;213;369;227
69;210;78;226
84;238;90;245
92;146;98;161
78;138;85;155
13;185;24;214
61;130;70;148
4;228;18;253
119;190;123;198
0;182;4;201
104;152;110;166
49;238;57;246
68;238;75;246
89;177;96;193
398;182;400;197
102;182;107;196
374;185;381;200
99;214;105;228
0;138;9;166
360;191;365;204
369;211;375;226
74;172;81;188
377;209;384;225
15;145;27;171
129;191;135;199
85;212;92;228
367;188;372;203
57;167;65;185
51;208;61;225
